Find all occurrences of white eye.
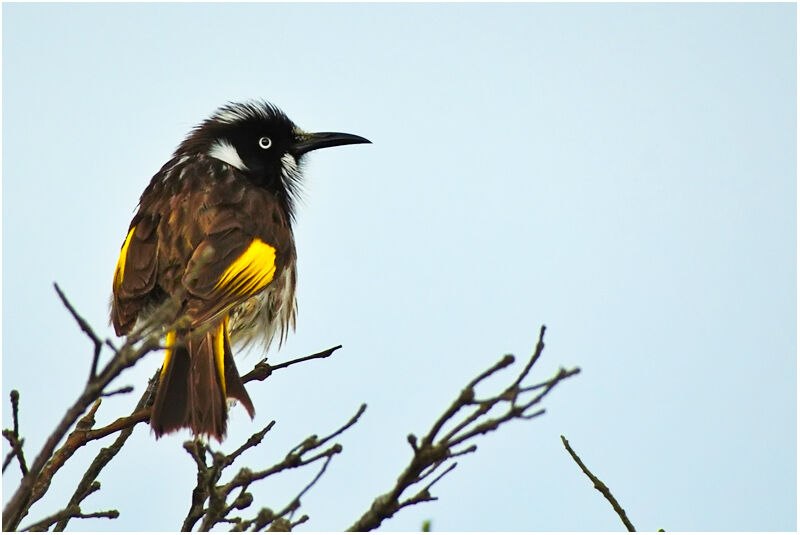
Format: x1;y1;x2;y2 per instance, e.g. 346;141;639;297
258;136;272;149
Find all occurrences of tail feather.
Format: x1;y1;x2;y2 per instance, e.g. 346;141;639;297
186;332;227;438
222;318;255;418
150;339;192;436
150;317;255;440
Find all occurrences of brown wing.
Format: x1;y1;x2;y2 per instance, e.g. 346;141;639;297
172;161;295;327
112;157;294;334
182;228;280;327
111;212;160;335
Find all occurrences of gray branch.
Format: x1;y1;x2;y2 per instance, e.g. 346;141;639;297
347;325;580;531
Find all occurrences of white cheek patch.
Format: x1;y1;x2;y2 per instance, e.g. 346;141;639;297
208;140;248;171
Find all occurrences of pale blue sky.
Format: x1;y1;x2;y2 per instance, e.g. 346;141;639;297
2;2;796;532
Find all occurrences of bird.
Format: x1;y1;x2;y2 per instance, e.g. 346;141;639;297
110;101;369;440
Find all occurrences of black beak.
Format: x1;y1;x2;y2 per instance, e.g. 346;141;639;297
291;131;371;157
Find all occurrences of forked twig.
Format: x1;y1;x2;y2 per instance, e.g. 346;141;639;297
2;390;28;476
183;404;366;531
347;326;580;531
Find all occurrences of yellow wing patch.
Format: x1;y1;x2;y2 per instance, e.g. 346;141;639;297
114;226;136;290
215;238;277;298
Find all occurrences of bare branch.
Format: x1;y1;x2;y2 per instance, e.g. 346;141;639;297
314;403;367;449
398;462;458;509
224;420;277;467
8;279;582;534
271;345;343;372
53;283;103;383
185;404;365;532
100;386;134;398
266;453;335;526
11;390;21;435
2;285;180;531
511;325;547;387
241;345;343;384
422;354;515;447
53;374;158;531
2;390;28;476
561;435;636;532
447;367;580;448
290;514;310;529
347;326;580;532
7;288;333;531
20;503;118;532
4;287;341;533
2;432;27;475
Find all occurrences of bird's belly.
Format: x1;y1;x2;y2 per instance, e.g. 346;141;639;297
228;266;296;354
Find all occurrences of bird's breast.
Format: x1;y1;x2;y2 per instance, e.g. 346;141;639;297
227;261;297;353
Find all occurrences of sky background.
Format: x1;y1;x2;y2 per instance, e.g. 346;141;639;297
2;2;796;532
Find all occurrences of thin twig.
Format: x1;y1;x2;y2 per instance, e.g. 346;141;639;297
268;453;335;525
271;345;342;371
53;283;103;383
2;390;28;476
399;462;458;509
560;435;636;532
512;325;547;387
100;386;134;398
11;390;21;435
20;504;118;532
240;345;342;384
314;403;367;449
224;421;277;467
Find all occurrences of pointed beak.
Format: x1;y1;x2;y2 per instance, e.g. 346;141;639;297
291;131;371;157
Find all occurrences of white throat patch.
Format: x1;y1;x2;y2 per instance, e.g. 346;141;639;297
208;140;248;171
280;153;300;182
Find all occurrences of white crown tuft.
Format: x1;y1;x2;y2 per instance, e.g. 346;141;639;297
210;100;287;125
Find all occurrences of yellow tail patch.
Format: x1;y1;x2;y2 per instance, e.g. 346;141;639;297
214;317;228;397
161;330;177;378
160;321;227;395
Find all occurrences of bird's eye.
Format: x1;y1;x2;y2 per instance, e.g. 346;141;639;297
258;137;272;150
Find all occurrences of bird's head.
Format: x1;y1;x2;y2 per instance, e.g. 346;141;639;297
176;101;370;193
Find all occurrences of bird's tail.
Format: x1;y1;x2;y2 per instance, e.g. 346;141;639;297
150;316;255;440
